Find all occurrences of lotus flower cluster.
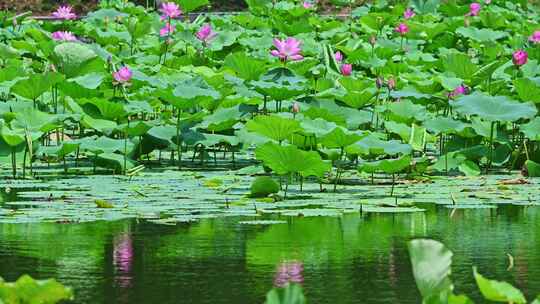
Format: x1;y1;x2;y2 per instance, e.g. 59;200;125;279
196;24;218;45
395;23;409;36
529;31;540;44
513;50;528;66
274;261;304;288
334;51;352;76
52;5;77;20
404;8;415;19
468;3;481;16
159;2;182;20
113;66;133;84
51;31;77;42
271;37;303;62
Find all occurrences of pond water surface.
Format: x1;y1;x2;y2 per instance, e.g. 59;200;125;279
1;205;540;303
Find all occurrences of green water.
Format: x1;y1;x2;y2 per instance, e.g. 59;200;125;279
1;206;540;303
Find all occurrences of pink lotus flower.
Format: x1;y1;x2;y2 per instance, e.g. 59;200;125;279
196;24;218;44
274;261;304;288
448;84;469;99
395;23;409;36
303;1;313;9
387;77;396;90
159;2;182;20
160;22;175;37
270;37;303;61
113;66;133;84
292;102;300;114
340;64;352;76
404;8;415;19
51;31;77;41
529;31;540;44
513;50;528;66
52;5;77;20
468;3;481;16
334;51;343;62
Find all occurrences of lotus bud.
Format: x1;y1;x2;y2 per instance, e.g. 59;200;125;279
387;77;396;90
369;35;377;46
292;102;300;114
376;77;384;89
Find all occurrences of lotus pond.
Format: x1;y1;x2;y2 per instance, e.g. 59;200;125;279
1;0;540;302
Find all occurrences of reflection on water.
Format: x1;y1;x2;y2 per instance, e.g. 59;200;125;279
274;260;304;287
113;233;133;289
0;206;540;303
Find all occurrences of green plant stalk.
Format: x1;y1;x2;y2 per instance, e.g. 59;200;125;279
487;121;495;173
390;173;395;196
11;147;16;179
176;110;182;169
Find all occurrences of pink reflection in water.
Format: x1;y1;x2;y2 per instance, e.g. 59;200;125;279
113;233;133;288
274;260;304;287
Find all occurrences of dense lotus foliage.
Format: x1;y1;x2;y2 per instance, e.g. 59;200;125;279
0;0;539;194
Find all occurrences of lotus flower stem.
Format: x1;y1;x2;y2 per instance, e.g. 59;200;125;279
390;174;396;196
22;146;27;178
487;121;495;173
524;139;530;161
176;111;182;169
11;147;16;179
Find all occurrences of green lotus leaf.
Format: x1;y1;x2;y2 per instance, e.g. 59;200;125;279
246;115;302;143
408;239;454;303
358;155;411;174
521;117;540;141
473;267;526;304
456;27;507;42
0;274;73;304
68;73;104;90
514;77;540;104
224;52;267;81
320;127;364;149
346;134;412;156
52;43;97;78
10;72;63;100
11;108;57;133
176;0;209;12
250;176;280;198
526;160;540;177
452;93;537;122
425;117;467;135
255;142;331;178
442;53;478;80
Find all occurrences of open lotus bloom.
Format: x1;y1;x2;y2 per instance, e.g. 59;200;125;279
340;64;352;76
404;8;415;19
448;84;469;99
468;3;481;16
530;31;540;44
196;24;218;44
395;23;409;35
513;50;528;66
159;2;182;20
270;37;303;61
52;5;77;20
113;66;133;84
160;23;175;37
51;31;77;42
